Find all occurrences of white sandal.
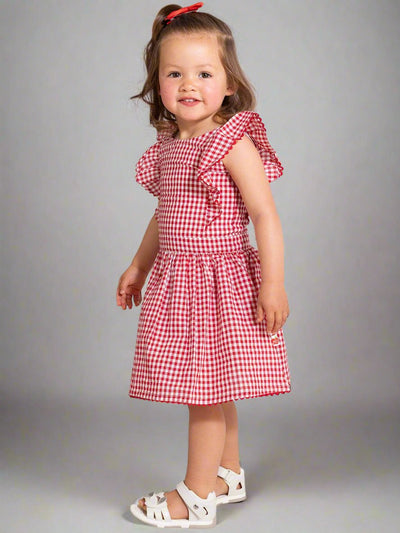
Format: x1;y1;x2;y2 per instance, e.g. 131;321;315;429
216;466;247;505
130;480;217;528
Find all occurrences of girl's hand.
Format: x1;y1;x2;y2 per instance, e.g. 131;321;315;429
256;281;290;334
116;264;148;310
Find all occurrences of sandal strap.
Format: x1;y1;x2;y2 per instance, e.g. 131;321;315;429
144;491;171;521
176;481;216;521
218;466;243;492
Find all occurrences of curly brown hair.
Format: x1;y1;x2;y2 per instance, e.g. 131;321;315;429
131;4;256;133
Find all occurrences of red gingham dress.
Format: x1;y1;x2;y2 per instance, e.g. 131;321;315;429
129;110;291;405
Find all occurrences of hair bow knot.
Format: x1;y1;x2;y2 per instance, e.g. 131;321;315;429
163;2;204;26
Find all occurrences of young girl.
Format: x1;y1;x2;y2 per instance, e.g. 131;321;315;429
116;2;291;528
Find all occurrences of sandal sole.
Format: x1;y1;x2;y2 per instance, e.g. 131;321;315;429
130;501;217;529
216;494;247;505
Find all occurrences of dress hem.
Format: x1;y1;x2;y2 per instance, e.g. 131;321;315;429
128;388;291;406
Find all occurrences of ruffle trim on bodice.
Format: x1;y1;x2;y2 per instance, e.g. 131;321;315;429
198;111;284;226
135;111;283;227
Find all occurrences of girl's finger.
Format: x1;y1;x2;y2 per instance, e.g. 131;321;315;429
120;288;128;309
117;286;125;306
266;312;275;333
274;312;284;332
116;282;120;301
116;289;123;306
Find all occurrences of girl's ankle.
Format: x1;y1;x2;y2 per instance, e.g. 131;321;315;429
220;463;241;475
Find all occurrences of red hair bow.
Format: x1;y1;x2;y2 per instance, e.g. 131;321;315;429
163;2;204;25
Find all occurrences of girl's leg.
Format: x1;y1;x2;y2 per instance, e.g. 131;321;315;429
220;401;241;471
184;404;226;497
138;403;226;519
216;401;242;495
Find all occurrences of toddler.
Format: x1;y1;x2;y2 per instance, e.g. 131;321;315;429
116;2;291;528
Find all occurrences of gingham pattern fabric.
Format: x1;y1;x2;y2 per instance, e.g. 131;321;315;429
129;111;291;405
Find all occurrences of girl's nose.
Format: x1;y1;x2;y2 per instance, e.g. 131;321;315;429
179;78;196;92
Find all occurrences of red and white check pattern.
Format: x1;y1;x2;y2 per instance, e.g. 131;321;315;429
129;111;291;405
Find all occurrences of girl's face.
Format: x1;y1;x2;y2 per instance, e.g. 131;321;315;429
158;32;234;138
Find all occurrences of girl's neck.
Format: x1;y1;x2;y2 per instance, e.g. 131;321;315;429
175;117;223;140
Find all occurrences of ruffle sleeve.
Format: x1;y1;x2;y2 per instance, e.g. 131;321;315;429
135;137;162;198
136;130;171;223
198;111;284;226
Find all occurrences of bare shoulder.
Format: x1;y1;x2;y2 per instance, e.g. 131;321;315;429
221;133;274;222
222;134;260;172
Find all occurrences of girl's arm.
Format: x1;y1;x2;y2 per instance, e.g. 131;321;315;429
116;210;159;309
223;136;289;333
130;210;160;274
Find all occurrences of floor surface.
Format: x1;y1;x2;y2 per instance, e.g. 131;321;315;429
1;396;399;532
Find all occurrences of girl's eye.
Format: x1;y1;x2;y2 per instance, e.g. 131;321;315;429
199;72;212;79
167;72;181;78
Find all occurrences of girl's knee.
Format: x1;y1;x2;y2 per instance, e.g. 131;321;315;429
187;403;224;414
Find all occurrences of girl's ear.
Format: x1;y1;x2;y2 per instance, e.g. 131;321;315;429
225;78;238;97
225;81;237;96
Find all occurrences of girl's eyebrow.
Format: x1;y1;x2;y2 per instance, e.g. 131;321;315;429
161;63;216;69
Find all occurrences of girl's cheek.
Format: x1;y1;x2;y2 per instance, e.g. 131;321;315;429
204;82;218;95
159;81;174;97
159;87;169;102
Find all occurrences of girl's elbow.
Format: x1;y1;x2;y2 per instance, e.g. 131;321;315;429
252;210;276;226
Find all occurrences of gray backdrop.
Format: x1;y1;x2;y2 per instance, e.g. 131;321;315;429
2;1;399;532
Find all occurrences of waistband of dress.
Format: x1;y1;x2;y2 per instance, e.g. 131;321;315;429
159;230;252;254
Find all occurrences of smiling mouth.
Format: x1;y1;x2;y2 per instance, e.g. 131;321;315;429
178;98;200;103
